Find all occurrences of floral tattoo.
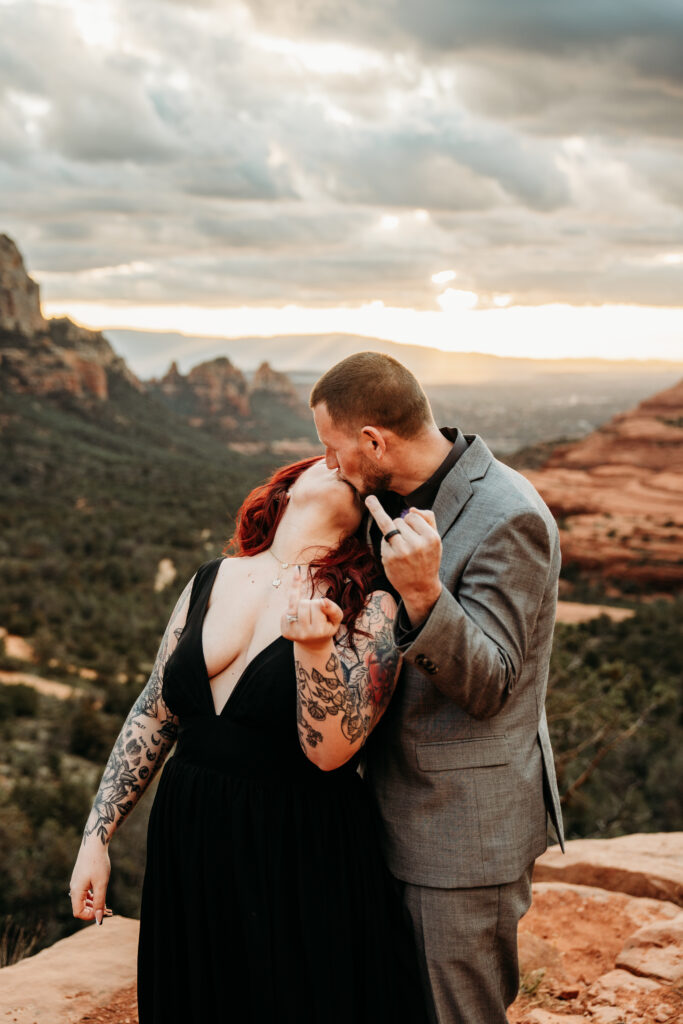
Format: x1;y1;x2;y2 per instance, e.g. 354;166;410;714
295;591;400;753
82;578;192;846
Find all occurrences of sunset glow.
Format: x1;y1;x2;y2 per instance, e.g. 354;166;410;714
42;299;683;362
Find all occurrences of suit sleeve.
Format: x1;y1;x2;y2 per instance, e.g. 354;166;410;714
394;509;556;719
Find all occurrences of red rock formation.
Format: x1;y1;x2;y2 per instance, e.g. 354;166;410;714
0;234;45;336
156;359;183;397
250;360;301;407
524;379;683;590
186;357;250;417
148;356;251;425
0;234;144;401
533;833;683;906
147;357;313;441
49;316;142;395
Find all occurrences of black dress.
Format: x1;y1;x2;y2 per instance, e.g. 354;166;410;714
136;556;428;1024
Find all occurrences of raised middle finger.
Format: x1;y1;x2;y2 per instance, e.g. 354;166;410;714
381;523;412;557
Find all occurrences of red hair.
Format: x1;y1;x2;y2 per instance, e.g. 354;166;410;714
223;457;378;642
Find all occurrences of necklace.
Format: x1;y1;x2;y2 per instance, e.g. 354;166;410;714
266;548;313;589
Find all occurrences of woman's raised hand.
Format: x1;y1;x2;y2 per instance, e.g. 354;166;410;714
69;841;113;925
281;566;343;652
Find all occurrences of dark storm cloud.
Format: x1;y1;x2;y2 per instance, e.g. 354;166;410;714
390;0;683;56
177;155;299;201
192;206;367;249
327;123;568;210
243;0;683;60
33;233;445;308
243;0;683;138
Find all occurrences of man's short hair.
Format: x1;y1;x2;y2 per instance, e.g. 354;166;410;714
310;352;432;438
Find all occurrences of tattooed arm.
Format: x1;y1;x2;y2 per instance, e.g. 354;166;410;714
282;581;401;771
69;572;195;924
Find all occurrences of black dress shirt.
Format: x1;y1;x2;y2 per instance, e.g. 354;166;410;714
386;427;471;641
369;427;469;563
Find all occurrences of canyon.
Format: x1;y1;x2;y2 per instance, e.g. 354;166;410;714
0;234;314;442
524;378;683;591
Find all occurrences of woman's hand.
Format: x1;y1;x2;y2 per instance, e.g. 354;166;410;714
69;840;113;925
281;566;343;652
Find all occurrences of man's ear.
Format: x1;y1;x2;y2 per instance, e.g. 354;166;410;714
359;426;386;460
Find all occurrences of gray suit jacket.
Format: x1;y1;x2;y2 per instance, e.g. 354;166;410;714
364;433;565;889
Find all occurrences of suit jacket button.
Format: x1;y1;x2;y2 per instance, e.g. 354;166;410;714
416;654;426;666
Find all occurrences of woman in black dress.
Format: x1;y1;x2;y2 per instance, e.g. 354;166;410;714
69;456;428;1023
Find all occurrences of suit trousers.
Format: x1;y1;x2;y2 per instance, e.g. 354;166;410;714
402;861;534;1024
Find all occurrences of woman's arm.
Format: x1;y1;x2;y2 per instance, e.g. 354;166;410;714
283;579;401;771
69;571;195;923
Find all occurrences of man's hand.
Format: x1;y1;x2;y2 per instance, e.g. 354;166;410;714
365;496;443;628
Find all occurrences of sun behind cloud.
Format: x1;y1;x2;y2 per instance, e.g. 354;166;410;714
2;0;682;361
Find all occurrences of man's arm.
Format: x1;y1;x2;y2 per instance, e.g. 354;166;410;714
397;510;555;718
366;495;557;720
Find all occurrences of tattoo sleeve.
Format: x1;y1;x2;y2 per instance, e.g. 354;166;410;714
81;575;194;847
295;591;401;763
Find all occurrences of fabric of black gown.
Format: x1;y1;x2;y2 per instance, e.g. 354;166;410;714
137;556;429;1024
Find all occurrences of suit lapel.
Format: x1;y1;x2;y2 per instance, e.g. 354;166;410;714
433;434;493;539
432;469;473;538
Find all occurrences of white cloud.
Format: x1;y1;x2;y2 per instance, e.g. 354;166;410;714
0;0;681;328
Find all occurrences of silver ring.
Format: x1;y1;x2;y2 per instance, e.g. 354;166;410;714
383;528;401;543
286;614;298;624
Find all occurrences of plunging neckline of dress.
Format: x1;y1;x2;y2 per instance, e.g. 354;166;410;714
198;557;290;718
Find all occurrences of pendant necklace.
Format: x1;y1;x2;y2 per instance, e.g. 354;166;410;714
266;548;313;589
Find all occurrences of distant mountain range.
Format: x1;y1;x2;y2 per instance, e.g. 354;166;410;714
107;326;683;384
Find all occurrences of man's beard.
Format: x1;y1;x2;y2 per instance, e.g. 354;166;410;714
356;452;392;498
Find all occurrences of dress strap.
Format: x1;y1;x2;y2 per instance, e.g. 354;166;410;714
187;556;224;618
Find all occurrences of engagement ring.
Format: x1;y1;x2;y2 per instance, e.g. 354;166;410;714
286;614;298;623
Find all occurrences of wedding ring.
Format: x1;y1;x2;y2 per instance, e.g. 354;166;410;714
383;528;401;543
286;614;298;624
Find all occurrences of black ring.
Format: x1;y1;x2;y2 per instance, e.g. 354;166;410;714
383;528;401;542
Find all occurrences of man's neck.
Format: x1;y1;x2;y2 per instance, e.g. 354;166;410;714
388;426;455;496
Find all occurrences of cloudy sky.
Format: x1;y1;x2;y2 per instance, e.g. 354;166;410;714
2;0;683;360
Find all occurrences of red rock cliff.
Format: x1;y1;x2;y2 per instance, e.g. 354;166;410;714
0;234;144;400
524;379;683;590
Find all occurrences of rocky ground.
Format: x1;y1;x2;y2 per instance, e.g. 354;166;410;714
511;883;682;1023
1;834;681;1024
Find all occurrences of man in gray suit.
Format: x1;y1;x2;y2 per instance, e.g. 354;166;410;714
310;352;564;1024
